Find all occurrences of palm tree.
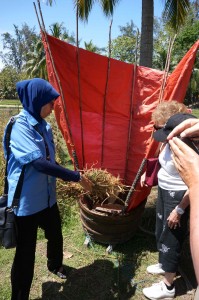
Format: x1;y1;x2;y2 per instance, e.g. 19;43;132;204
49;22;65;38
24;39;48;79
49;22;76;45
45;0;119;19
84;40;105;54
140;0;190;67
140;0;154;67
24;22;75;79
74;0;119;20
163;0;191;31
45;0;191;67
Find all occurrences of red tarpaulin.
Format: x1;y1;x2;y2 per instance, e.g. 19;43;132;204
43;34;199;211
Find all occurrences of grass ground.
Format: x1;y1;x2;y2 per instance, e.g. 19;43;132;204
0;99;21;106
0;107;198;299
0;191;196;300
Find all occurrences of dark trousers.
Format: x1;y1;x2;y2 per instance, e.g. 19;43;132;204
156;187;189;273
11;203;63;300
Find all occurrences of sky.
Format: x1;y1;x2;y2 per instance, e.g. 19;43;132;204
0;0;163;69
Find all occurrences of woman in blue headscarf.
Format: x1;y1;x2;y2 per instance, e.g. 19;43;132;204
3;78;91;300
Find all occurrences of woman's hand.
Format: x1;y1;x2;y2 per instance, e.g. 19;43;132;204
167;118;199;140
79;174;93;193
140;172;148;187
169;137;199;188
167;209;181;229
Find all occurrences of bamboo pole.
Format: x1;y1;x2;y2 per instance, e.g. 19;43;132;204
124;29;140;182
101;19;113;167
34;0;79;169
124;35;176;210
158;35;176;103
76;5;84;168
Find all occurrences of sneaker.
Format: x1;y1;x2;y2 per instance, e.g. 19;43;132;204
147;263;165;275
143;281;175;300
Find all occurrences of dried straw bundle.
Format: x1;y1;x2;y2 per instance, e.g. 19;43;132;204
57;179;83;200
82;168;128;205
57;168;129;207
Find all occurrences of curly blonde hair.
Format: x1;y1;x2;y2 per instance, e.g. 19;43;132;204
152;100;189;126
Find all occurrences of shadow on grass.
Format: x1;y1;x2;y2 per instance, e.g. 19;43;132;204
32;202;158;300
33;200;197;299
33;229;157;300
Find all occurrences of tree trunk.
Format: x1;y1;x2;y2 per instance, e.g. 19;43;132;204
140;0;154;67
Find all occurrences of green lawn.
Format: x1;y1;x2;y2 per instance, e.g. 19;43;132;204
193;108;199;118
0;99;21;106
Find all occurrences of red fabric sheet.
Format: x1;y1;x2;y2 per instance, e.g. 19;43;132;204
43;34;199;211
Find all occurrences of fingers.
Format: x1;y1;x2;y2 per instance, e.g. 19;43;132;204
169;139;185;166
168;220;180;229
140;172;148;187
167;119;199;140
169;138;198;168
169;137;194;157
140;180;148;188
169;137;199;188
169;138;193;172
167;210;181;229
180;122;199;138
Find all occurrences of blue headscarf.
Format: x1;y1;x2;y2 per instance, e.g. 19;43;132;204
16;78;60;123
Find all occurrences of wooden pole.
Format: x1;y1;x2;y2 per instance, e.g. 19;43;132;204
101;19;113;168
34;0;80;169
124;34;176;210
76;5;84;168
124;29;140;182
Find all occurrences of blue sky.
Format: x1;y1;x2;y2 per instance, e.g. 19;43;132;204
0;0;163;69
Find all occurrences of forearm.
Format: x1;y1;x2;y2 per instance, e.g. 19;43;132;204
167;190;189;229
189;185;199;284
32;158;80;182
178;190;189;210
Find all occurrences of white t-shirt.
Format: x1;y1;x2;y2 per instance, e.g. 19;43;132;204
158;143;187;191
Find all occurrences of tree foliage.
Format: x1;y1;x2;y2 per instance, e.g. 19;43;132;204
153;17;170;70
153;3;199;70
49;22;76;45
23;22;76;80
0;22;76;95
74;0;120;21
0;67;21;99
0;23;39;73
24;40;48;80
111;21;139;63
172;4;199;67
162;0;191;32
0;3;198;103
184;68;199;105
84;40;105;54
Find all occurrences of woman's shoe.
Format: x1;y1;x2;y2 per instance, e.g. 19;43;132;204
143;281;175;299
53;266;67;279
147;263;165;275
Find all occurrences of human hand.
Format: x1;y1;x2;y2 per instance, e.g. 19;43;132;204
140;172;148;187
169;137;199;188
167;209;181;229
167;119;199;140
79;174;93;193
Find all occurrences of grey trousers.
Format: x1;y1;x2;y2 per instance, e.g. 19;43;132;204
156;187;189;273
